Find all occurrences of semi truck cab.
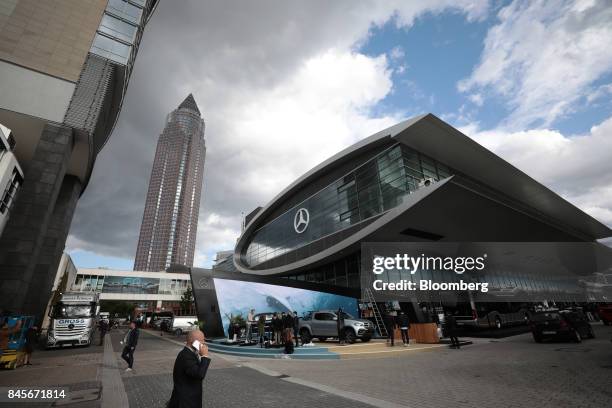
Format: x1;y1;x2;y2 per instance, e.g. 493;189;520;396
47;293;99;348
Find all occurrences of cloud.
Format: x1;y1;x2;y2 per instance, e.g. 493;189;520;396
462;115;612;227
67;0;490;267
458;0;612;129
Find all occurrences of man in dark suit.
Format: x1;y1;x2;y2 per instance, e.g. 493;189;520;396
169;330;211;408
121;321;139;372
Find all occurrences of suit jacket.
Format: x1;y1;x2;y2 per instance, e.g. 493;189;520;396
169;346;211;408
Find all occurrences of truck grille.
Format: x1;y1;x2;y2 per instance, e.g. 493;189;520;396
55;323;88;337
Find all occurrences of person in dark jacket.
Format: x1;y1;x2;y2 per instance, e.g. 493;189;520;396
98;319;108;346
384;312;397;346
272;313;282;344
24;325;38;365
292;311;300;347
336;308;346;345
397;312;410;346
445;311;460;349
121;321;139;371
168;330;211;408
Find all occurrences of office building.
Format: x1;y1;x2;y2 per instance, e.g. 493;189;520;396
134;94;206;271
0;0;159;320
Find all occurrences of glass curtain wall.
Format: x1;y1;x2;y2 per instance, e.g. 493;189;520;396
245;144;454;267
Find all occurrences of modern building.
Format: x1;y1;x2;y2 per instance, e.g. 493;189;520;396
0;123;23;236
134;94;206;271
71;267;192;313
224;114;611;312
0;0;159;320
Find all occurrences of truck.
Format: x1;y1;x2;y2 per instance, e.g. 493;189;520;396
46;292;99;348
299;310;374;344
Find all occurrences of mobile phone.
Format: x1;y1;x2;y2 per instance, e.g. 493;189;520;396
192;339;201;351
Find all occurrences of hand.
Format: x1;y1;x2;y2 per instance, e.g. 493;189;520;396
130;346;135;350
198;342;208;357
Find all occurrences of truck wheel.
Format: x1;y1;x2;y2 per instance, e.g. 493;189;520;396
300;329;311;344
361;336;371;343
318;337;328;342
495;317;502;329
174;328;183;336
344;329;356;344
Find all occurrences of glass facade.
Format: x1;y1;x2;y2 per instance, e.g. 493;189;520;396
244;144;453;267
90;0;145;65
72;274;191;296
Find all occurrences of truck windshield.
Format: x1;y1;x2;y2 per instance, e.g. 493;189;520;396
53;304;94;318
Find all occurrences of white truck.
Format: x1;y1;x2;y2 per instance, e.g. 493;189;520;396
47;292;100;348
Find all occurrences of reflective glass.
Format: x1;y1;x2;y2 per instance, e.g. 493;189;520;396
99;14;137;43
107;0;142;24
244;144;456;267
91;33;131;65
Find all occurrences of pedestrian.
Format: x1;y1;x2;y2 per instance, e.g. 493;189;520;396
98;318;108;346
168;330;211;408
23;324;38;365
121;321;139;372
397;311;410;346
446;311;460;349
292;311;300;348
272;313;282;345
283;328;294;355
337;308;345;345
384;311;396;346
258;314;266;348
246;309;255;342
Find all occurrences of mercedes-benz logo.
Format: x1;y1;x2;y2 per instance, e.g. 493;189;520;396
68;324;74;330
198;277;210;289
293;208;309;234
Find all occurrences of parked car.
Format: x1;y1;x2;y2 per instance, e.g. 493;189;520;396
150;317;172;329
167;316;199;336
597;304;612;325
530;310;594;343
299;310;374;344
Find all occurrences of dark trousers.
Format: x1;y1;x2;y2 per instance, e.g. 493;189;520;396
99;331;107;346
449;335;460;348
294;328;299;347
387;327;394;345
121;346;135;368
275;329;282;344
400;328;409;344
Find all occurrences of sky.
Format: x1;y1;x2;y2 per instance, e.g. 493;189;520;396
66;0;612;270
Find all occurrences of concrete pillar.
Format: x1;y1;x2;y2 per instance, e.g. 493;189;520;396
0;123;76;321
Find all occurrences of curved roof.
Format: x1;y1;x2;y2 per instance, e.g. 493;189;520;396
234;113;611;275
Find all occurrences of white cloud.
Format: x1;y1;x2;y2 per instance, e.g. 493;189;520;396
464;115;612;227
458;0;612;129
390;46;405;60
67;1;492;267
468;93;484;106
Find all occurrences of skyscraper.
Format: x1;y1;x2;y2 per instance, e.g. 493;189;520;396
0;0;158;319
134;94;206;271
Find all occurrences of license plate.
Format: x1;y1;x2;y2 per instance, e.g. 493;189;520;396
542;331;556;335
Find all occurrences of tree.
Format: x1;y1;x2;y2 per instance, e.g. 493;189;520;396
180;286;194;315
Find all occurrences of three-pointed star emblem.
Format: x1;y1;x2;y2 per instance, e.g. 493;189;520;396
293;208;309;233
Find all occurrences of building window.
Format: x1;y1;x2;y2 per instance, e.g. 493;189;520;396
91;33;131;65
106;0;143;24
99;14;137;43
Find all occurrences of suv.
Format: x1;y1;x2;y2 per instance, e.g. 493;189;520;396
530;309;594;343
299;310;373;344
597;304;612;325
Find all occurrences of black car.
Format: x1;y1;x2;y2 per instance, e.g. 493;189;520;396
530;310;594;343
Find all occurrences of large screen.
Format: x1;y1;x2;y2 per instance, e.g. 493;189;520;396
213;278;358;336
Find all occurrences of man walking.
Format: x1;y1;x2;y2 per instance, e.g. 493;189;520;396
446;311;460;349
168;330;211;408
397;311;410;346
98;318;108;346
121;321;139;372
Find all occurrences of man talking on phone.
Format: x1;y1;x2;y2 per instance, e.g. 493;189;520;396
168;330;211;408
